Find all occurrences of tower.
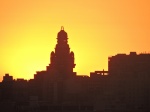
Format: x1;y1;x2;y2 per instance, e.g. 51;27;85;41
47;27;76;78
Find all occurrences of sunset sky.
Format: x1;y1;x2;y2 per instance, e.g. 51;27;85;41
0;0;150;81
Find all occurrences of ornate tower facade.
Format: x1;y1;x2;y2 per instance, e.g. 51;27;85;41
47;27;76;78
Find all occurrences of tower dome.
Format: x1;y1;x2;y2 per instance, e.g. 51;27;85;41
57;26;68;40
57;26;68;44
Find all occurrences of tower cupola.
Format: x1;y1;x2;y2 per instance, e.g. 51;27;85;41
57;26;68;44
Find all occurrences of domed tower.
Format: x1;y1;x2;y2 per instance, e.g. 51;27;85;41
48;26;76;78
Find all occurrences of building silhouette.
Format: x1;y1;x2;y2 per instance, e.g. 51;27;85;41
0;27;150;112
46;26;76;78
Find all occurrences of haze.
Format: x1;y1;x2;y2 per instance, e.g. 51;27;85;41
0;0;150;81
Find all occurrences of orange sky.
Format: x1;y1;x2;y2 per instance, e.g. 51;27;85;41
0;0;150;81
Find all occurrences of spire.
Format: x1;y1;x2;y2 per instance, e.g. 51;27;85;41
61;26;64;30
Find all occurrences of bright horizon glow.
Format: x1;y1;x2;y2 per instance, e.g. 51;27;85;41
0;0;150;81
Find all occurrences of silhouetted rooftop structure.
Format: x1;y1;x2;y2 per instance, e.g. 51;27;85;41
109;52;150;75
2;74;13;82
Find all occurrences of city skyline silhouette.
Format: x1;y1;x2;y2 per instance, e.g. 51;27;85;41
0;27;150;112
0;1;150;111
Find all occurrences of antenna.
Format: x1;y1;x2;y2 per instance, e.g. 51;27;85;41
61;26;64;30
